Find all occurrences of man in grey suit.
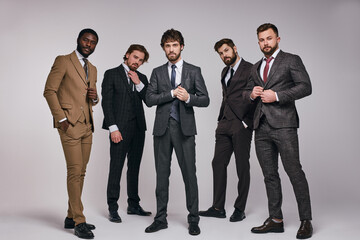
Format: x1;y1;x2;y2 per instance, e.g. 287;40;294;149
145;29;209;236
248;23;313;239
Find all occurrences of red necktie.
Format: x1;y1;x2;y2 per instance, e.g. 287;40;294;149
263;57;274;83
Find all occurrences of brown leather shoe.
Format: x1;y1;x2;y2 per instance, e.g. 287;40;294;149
296;220;313;239
251;218;284;233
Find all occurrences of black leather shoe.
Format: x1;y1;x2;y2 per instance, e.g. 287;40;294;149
251;218;284;233
145;221;168;233
188;223;201;235
108;211;122;223
296;220;313;239
127;205;152;216
229;208;246;222
199;206;226;218
74;223;94;239
64;217;95;230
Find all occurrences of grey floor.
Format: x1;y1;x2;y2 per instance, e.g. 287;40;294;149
0;199;358;240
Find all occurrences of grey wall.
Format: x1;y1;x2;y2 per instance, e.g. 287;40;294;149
1;0;359;226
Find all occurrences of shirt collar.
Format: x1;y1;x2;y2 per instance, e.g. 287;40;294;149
168;58;184;69
75;50;87;60
263;48;280;61
122;62;130;73
231;57;242;72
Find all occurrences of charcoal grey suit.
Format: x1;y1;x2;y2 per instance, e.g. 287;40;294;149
247;50;312;220
212;59;254;212
146;61;209;224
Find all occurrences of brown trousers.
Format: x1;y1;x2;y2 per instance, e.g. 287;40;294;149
58;117;93;225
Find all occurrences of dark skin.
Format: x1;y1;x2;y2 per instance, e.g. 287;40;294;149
60;33;98;132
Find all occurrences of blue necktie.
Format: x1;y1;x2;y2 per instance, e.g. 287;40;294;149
170;64;179;122
171;64;176;88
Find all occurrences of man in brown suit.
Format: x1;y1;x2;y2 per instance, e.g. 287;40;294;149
44;28;99;239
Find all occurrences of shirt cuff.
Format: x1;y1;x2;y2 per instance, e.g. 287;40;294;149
59;118;67;123
185;94;190;103
171;90;174;98
275;92;279;102
109;125;119;133
135;82;145;92
242;121;248;128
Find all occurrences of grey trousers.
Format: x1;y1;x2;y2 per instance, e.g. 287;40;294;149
255;118;312;220
153;118;199;224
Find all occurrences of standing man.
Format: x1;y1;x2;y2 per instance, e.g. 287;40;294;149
101;44;151;223
199;39;254;222
44;28;99;239
145;29;209;236
248;23;313;239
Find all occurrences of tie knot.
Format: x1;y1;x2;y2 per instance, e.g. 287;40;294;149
265;57;274;64
171;64;176;70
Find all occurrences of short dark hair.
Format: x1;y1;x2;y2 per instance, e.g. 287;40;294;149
257;23;279;37
77;28;99;42
160;28;184;48
123;44;149;62
214;38;235;52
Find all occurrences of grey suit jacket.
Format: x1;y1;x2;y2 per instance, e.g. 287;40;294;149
146;61;209;136
247;50;312;129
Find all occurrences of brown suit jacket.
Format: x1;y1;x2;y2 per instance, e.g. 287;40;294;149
44;51;98;131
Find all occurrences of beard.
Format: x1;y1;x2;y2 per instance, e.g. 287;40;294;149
166;51;181;62
261;43;278;57
77;44;93;58
223;54;237;66
128;63;139;71
222;47;237;66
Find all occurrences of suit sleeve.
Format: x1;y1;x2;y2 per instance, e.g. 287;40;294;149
277;55;312;104
186;67;210;107
145;69;173;107
90;65;98;106
43;56;67;122
137;74;149;104
101;70;116;128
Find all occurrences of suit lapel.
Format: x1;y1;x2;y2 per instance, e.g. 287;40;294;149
181;61;189;87
70;51;87;86
160;63;172;89
221;66;229;88
117;64;134;94
254;60;264;86
231;60;246;83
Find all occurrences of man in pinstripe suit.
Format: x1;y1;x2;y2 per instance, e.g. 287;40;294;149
101;44;151;223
